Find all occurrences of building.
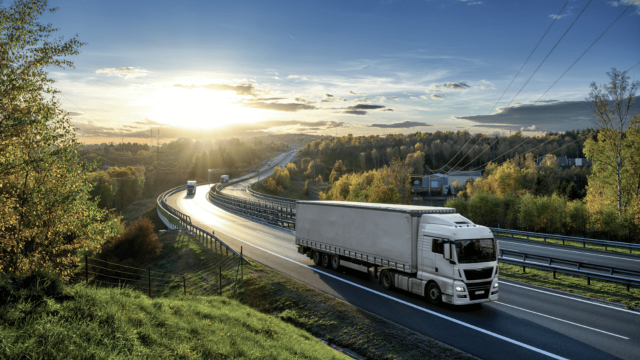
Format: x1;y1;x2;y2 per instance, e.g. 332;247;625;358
536;157;592;170
421;173;448;190
447;170;482;189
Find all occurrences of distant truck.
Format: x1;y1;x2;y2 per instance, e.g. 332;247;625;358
186;180;197;195
295;201;499;305
220;175;229;183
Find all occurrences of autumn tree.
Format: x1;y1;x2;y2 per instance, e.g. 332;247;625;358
585;68;640;216
0;0;120;279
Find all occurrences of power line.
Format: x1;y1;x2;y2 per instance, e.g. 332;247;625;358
487;0;571;116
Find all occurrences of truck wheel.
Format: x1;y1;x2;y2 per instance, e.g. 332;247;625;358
330;255;340;270
312;251;322;266
381;270;394;290
427;282;442;305
321;253;330;268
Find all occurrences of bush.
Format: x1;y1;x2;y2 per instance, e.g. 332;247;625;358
98;218;161;265
0;270;68;306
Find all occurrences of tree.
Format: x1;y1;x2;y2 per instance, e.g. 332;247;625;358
0;0;121;279
585;68;640;216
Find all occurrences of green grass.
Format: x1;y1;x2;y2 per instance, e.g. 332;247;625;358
499;263;640;308
0;285;349;360
495;232;640;256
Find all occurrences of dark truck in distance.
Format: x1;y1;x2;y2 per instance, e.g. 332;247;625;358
295;201;499;305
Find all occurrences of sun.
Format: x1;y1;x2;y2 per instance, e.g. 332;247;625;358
145;86;268;129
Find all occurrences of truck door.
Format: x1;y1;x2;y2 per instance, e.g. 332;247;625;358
419;236;435;275
433;239;454;294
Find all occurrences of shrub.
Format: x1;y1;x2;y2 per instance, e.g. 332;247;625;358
98;218;161;265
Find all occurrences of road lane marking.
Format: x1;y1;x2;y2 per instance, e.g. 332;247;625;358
197;227;568;359
494;302;629;339
256;231;274;237
498;281;640;316
498;240;640;263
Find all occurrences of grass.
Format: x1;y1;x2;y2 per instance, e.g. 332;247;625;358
498;263;640;308
0;285;349;360
495;231;640;256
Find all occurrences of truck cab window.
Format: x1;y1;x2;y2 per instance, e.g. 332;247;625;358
432;239;444;254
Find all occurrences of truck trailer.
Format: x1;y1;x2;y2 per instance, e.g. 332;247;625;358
186;180;197;195
295;201;499;305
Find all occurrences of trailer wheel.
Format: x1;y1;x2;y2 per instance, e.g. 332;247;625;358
381;270;394;290
321;253;330;268
427;282;442;305
330;255;340;270
312;251;322;266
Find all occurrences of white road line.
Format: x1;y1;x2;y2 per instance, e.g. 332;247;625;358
494;302;629;339
256;231;274;237
184;215;568;360
498;281;640;316
498;240;640;262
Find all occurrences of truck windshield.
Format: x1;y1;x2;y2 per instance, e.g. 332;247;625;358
455;239;496;263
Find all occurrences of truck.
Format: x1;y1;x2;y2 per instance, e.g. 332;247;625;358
295;201;499;305
220;175;229;184
186;180;197;195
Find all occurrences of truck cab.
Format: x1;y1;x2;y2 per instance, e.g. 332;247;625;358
186;180;197;195
417;214;499;305
220;175;229;184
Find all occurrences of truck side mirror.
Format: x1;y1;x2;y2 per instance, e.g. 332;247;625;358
444;242;451;260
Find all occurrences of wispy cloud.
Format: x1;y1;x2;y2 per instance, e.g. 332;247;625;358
368;121;431;128
429;81;470;90
173;83;259;96
96;67;150;79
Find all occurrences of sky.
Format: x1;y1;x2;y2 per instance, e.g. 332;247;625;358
32;0;640;143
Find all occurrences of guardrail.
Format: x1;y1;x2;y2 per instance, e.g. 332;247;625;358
209;184;296;229
499;249;640;291
491;228;640;253
246;182;297;206
156;184;251;266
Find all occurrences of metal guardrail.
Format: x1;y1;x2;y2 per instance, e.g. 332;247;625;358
156;184;251;266
208;184;296;229
246;183;297;206
491;228;640;253
499;250;640;291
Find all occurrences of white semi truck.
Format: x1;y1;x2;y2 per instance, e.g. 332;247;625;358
220;175;230;183
295;201;499;305
186;180;197;195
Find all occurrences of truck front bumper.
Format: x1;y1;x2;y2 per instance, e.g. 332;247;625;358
451;279;499;305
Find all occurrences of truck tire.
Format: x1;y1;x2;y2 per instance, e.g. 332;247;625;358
330;254;340;270
381;270;394;290
312;251;322;266
427;282;442;305
321;253;330;268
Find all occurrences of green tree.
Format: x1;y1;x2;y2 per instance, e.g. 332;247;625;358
0;0;120;279
585;68;640;216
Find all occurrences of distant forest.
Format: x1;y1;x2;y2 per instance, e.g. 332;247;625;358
297;129;597;175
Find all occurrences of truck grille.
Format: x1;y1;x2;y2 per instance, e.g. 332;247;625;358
467;281;492;300
464;267;494;281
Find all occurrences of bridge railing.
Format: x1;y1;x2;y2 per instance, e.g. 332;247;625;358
491;228;640;253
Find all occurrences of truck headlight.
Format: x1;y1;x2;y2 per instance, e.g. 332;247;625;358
493;283;499;288
455;286;466;292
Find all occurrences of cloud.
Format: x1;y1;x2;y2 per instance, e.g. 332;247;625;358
549;13;569;20
173;83;258;96
521;125;537;131
96;67;150;79
430;94;444;100
338;104;387;115
382;108;394;111
342;110;367;115
67;112;85;117
273;76;281;80
287;75;299;78
430;81;470;90
456;98;640;132
349;90;366;95
242;101;317;112
294;97;316;104
368;121;431;128
354;97;370;103
133;118;167;126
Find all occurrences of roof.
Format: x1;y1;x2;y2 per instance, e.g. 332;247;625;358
297;200;456;214
422;173;447;179
187;180;197;185
447;171;482;177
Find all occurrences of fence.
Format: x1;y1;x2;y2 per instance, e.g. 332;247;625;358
499;250;640;291
491;228;640;254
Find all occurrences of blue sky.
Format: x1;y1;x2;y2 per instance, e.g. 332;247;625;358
37;0;640;142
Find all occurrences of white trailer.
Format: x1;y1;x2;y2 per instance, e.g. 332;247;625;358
186;180;197;195
295;201;499;305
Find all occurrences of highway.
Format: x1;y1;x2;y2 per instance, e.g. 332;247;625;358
167;151;640;360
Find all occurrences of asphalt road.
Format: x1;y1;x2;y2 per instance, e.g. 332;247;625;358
167;152;640;360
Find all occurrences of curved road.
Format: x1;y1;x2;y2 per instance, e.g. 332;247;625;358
168;152;640;360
